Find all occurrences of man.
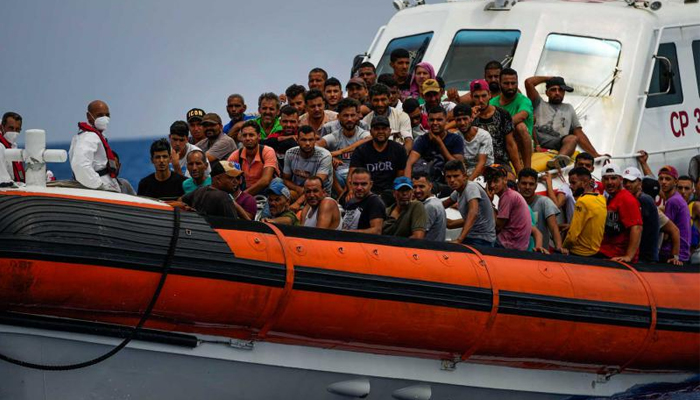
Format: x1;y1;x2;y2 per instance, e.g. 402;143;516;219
186;108;206;144
263;105;300;170
402;98;426;139
181;160;239;219
112;151;136;195
228;120;279;195
453;103;493;180
195;113;237;162
517;168;565;253
378;73;402;110
389;48;411;99
227;160;257;220
451;60;503;104
285;84;307;115
283;125;333;210
301;176;342;229
489;68;533;170
182;150;211;194
383;177;427;239
223;94;254;135
254;92;283;140
421;79;456;114
562;167;607;256
341;168;386;234
443;160;496;246
524;76;601;166
323;77;343;112
308;67;328;91
357;62;377;88
0;111;25;183
677;175;695;203
575;152;605;194
471;79;521;176
362;83;412;153
346;77;369;106
486;164;531;251
69;100;120;191
598;163;643;262
622;166;665;264
261;178;299;225
169;120;210;177
658;165;691;263
405;106;464;182
299;89;337;134
137;138;186;199
350;115;408;206
412;171;446;242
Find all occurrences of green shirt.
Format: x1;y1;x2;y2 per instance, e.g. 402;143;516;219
254;117;283;140
382;201;427;238
490;93;534;136
275;209;300;226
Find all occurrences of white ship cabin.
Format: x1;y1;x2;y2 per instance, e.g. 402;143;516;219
361;0;700;175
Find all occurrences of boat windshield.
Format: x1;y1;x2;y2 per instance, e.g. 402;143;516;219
375;32;433;76
535;34;622;97
438;30;521;91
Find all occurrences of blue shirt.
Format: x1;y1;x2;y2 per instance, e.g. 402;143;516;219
182;176;212;195
223;115;255;134
412;132;464;162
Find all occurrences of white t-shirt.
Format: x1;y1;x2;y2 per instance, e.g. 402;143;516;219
462;128;494;175
180;143;211;178
362;107;412;143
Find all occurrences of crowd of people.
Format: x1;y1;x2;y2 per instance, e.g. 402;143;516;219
1;49;699;265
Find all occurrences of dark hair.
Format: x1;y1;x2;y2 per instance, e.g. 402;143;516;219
280;105;299;117
412;170;432;183
336;98;360;114
241;120;261;134
402;98;420;114
452;103;472;118
575;152;595;163
228;93;245;103
258;92;280;108
186;149;207;164
358;62;376;72
324;77;341;89
285;84;306;100
351;167;371;179
427;106;446;116
305;89;325;103
436;76;446;90
568;166;592;179
305;175;324;187
298;125;315;136
2;111;22;126
444;159;466;173
484;60;503;72
518;167;538;181
309;67;328;80
150;138;171;158
377;73;397;88
169;120;189;137
678;175;693;182
390;48;410;62
500;67;518;80
369;83;391;99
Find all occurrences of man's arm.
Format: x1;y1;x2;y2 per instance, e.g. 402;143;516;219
505;133;522;172
612;225;642;262
245;167;275;195
351;218;383;235
524;76;549;103
232;199;252;220
495;217;508;233
546;214;566;253
315;199;340;229
636;150;654;177
572;128;601;158
660;218;682;265
409;229;426;239
404;150;421;179
403;137;413;154
330;138;371;158
468;154;488;181
282;172;304;195
511;112;529;126
71;137;102;189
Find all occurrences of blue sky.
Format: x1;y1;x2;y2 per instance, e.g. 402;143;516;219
0;0;398;144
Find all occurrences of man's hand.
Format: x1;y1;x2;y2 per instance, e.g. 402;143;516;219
446;88;460;104
636;150;649;165
331;158;344;168
171;148;181;173
428;130;442;143
553;247;569;255
534;247;550;255
611;255;632;263
279;94;287;104
667;257;683;266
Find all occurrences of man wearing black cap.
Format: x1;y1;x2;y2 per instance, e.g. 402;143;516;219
525;76;602;164
186;108;206;144
195;113;237;162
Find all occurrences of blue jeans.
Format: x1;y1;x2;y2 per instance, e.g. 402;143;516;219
464;238;494;247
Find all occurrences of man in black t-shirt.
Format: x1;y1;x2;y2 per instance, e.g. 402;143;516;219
341;168;386;234
181;160;239;219
137;138;186;200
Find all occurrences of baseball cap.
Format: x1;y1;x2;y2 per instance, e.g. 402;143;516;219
421;79;440;94
642;177;660;198
622;166;643;181
393;176;413;190
267;178;291;199
187;108;205;122
211;160;243;178
201;113;222;125
601;163;622;177
546;77;574;92
658;165;679;179
470;79;490;93
371;115;390;128
346;77;367;89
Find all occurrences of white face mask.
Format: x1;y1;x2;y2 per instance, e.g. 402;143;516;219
94;116;110;132
3;131;19;144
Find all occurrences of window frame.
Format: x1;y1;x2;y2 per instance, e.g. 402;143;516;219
374;32;434;77
646;42;684;108
692;40;700;96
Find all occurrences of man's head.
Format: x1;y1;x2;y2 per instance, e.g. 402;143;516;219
484;60;503;93
346;77;368;103
239;120;261;151
297;125;317;156
323;77;343;109
210;160;243;193
393;176;414;207
226;94;247;121
658;165;679;196
370;115;391;144
279;105;300;136
349;168;373;200
444;159;468;192
421;79;442;110
267;178;292;216
427;106;447;136
1;111;22;133
470;79;491;110
150;138;171;173
308;67;328;91
337;98;361;132
169;120;189;154
258;92;280;128
642;177;661;199
485;164;509;196
677;175;694;202
601;163;623;195
378;73;400;107
622;166;643;196
453;103;473;135
411;171;433;202
304;176;326;208
568;166;592;198
304;89;326;120
187;108;205;142
358;62;377;87
545;77;573;105
499;68;519;100
369;83;391;116
186;149;208;182
402;98;422;129
575;152;595;172
517;168;539;201
285;84;307;115
390;48;411;80
87;100;110;131
202;113;223;140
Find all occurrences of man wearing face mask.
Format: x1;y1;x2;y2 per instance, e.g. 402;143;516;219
0;112;25;183
69;100;120;192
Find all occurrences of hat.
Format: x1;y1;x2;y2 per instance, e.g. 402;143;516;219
622;166;643;181
601;163;622;177
393;176;413;190
346;77;367;89
187;108;205;122
470;79;490;93
642;177;660;198
201;113;222;125
545;77;574;92
484;164;507;180
267;178;291;199
658;165;679;179
371;115;390;128
421;79;440;94
211;160;243;178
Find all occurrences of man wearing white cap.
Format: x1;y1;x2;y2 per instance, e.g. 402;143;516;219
598;163;643;262
622;166;665;264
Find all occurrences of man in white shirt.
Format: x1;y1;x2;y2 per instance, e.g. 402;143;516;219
169;120;210;178
362;83;412;154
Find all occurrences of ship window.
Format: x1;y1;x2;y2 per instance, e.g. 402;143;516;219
693;40;700;95
535;34;621;97
646;43;683;108
438;30;521;91
374;32;433;76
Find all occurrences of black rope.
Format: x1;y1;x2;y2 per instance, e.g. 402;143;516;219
0;207;181;371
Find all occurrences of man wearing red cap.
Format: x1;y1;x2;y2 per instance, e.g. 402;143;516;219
658;165;691;263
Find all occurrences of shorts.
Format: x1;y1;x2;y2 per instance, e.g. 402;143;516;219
536;130;569;151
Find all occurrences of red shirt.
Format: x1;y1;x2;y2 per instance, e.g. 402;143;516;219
599;189;643;261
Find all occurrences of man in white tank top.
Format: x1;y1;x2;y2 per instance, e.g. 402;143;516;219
301;176;341;230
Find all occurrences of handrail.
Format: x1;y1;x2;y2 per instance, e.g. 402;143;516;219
365;25;387;62
574;68;621;118
608;144;700;160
